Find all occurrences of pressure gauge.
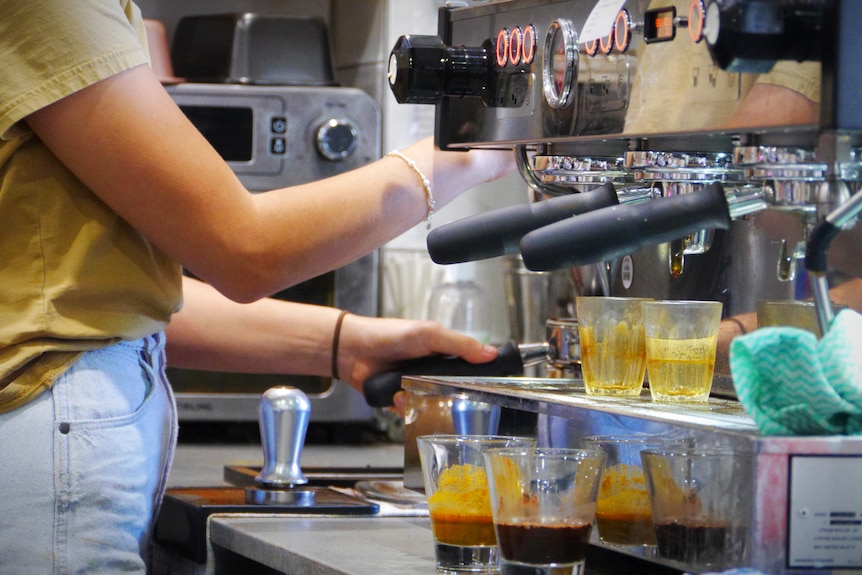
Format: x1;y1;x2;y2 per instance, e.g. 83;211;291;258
542;19;578;109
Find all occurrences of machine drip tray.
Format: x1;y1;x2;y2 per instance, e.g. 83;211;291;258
155;485;379;564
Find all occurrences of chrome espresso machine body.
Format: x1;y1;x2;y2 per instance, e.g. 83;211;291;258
389;0;862;386
389;0;861;335
388;1;862;573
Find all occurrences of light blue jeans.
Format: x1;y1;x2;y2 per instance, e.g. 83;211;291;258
0;333;177;574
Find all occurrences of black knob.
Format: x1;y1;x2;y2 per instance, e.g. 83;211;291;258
704;0;823;73
387;35;490;104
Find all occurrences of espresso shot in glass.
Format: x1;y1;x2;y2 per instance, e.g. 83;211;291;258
483;447;605;575
417;435;535;574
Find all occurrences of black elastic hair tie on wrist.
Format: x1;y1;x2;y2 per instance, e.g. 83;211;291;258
331;310;350;380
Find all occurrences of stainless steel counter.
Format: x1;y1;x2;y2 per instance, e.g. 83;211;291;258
153;441;406;575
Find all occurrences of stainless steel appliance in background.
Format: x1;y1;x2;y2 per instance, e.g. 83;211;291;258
163;15;383;425
389;0;861;393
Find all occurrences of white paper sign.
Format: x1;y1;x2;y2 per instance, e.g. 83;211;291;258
789;455;862;568
579;0;627;44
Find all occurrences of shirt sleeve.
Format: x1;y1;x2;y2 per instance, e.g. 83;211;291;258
0;0;149;139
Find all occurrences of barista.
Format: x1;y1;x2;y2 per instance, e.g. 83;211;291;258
0;1;516;573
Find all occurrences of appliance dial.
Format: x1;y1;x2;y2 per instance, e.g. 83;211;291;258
542;19;579;109
387;34;490;104
704;0;823;73
315;118;358;161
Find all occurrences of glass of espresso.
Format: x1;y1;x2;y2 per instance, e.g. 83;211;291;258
581;434;694;546
640;448;754;570
417;435;536;574
483;447;606;575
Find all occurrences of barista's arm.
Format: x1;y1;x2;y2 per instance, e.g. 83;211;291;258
716;278;862;374
165;276;498;395
725;82;819;128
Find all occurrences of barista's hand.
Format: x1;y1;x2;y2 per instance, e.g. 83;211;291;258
335;314;499;414
715;312;756;378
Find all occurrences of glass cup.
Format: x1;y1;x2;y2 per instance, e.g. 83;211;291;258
575;296;652;396
640;448;753;570
417;435;536;574
483;447;606;575
756;299;847;339
641;300;723;403
580;434;694;546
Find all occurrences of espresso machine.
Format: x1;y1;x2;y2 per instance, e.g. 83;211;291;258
387;1;862;573
389;0;861;365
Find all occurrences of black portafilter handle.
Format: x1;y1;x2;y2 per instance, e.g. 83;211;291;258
520;182;732;271
427;183;619;265
362;341;525;408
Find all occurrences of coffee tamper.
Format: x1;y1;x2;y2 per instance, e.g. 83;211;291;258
245;386;315;506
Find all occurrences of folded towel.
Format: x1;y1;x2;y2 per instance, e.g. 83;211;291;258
730;309;862;436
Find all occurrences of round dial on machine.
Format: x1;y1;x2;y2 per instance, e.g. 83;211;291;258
315;118;358;161
542;19;579;109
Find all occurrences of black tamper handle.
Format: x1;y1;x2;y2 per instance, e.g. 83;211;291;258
520;182;731;271
362;341;525;408
427;183;619;264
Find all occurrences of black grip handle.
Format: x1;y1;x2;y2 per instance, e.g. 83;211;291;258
427;183;619;264
362;341;525;408
520;182;731;271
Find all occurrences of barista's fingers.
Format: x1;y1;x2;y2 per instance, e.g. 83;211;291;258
420;324;498;364
336;315;498;392
392;391;407;417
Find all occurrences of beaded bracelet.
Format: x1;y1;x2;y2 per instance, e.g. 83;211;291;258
386;150;435;227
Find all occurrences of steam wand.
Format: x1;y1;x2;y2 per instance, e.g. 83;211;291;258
805;185;862;335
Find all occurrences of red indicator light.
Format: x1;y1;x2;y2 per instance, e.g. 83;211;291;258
584;38;598;56
496;28;509;67
509;26;523;66
688;0;705;43
522;24;536;64
614;9;632;52
599;29;614;54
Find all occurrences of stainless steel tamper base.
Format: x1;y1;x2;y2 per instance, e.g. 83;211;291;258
248;386;316;506
244;486;316;506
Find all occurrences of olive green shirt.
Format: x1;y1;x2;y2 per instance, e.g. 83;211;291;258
0;0;182;412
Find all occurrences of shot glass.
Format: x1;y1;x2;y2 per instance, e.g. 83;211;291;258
417;435;536;574
640;448;753;570
641;300;723;403
483;447;606;575
575;297;651;396
580;434;694;546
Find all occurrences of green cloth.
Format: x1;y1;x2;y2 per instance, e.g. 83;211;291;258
731;309;862;436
